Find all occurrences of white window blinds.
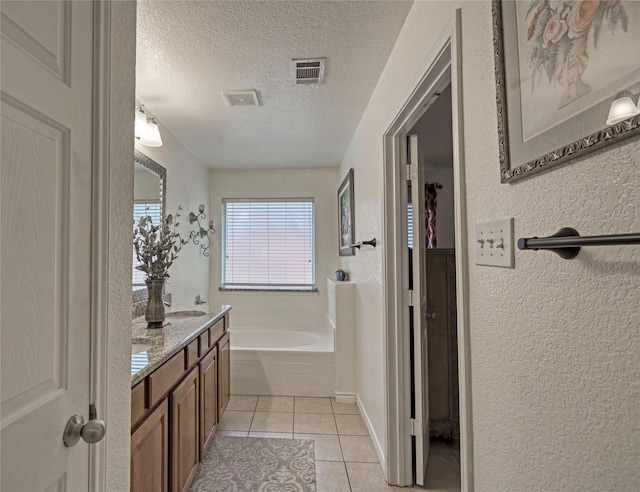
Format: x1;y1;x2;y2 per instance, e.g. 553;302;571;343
222;199;315;289
133;201;161;287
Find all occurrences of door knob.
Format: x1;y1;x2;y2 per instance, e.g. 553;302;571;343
426;311;437;319
63;404;106;447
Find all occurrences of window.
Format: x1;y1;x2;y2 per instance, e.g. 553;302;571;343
222;199;315;290
132;200;161;287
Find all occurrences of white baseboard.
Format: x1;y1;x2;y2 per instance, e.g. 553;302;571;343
356;394;386;476
334;392;357;404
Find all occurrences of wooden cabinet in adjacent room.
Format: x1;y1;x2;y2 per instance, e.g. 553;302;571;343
217;332;230;417
171;367;200;492
131;399;169;492
199;346;218;456
425;249;459;442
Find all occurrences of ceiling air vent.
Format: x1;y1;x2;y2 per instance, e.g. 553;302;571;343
291;58;325;85
222;90;260;107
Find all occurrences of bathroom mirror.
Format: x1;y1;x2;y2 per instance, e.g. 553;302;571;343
133;150;166;301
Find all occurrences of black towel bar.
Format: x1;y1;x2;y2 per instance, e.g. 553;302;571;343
517;228;640;259
349;238;377;249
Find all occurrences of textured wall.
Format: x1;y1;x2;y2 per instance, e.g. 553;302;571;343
107;2;137;490
209;168;338;329
135;124;211;310
340;1;640;490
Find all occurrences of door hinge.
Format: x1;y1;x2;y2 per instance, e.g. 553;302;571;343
408;289;414;307
406;161;417;181
409;418;422;437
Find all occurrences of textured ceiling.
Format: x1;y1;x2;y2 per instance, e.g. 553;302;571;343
136;1;413;169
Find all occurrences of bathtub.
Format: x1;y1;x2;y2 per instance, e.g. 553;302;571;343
229;327;335;397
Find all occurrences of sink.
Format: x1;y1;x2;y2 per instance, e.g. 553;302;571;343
132;343;153;355
165;310;207;318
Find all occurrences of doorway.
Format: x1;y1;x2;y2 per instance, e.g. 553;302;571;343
407;83;461;489
382;10;473;490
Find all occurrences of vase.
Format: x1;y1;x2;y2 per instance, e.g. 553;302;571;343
556;33;591;110
145;279;165;328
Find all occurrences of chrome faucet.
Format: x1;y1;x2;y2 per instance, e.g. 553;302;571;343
195;294;207;305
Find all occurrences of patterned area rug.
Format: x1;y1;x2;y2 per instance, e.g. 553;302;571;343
190;436;316;491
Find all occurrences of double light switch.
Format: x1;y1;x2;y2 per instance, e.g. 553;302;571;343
474;218;514;268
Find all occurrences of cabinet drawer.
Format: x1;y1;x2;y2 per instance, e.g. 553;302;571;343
209;318;224;346
198;331;210;357
131;381;147;430
148;352;186;408
185;339;199;369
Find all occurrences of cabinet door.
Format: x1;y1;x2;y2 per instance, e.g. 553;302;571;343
218;332;231;417
131;399;169;492
199;346;218;457
171;367;199;492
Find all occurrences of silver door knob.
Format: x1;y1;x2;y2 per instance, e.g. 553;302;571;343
426;311;437;319
63;404;106;447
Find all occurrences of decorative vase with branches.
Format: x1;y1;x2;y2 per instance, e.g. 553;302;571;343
133;206;187;327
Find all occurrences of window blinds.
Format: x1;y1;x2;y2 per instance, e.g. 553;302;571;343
133;201;162;287
222;199;315;289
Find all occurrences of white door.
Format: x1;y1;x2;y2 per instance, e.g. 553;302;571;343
1;1;96;490
408;134;430;485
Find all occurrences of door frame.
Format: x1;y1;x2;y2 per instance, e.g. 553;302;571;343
89;2;113;490
382;9;473;489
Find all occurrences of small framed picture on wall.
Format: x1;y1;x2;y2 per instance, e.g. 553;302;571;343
338;168;355;256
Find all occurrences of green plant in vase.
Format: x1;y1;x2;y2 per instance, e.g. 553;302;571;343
133;206;188;327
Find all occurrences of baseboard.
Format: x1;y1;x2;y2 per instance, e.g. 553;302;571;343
356;394;386;475
334;392;357;404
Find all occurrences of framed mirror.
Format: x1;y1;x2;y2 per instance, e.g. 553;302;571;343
133;150;166;302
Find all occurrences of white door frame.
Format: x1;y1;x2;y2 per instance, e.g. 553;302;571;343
382;10;473;489
89;2;112;490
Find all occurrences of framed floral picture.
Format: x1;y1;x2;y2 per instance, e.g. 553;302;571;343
493;0;640;183
338;168;355;256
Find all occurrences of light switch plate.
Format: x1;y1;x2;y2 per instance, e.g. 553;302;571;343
474;218;514;268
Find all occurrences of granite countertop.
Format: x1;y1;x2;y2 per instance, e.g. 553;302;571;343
131;305;231;387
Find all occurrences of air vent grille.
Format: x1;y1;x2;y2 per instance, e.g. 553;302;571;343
292;58;325;85
222;90;260;107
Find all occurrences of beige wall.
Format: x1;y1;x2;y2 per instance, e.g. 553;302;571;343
340;1;639;490
107;2;136;490
209;168;338;330
135;124;211;310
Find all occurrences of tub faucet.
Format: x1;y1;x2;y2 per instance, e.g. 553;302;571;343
195;294;207;305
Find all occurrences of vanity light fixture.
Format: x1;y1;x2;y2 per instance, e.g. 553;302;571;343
139;118;163;147
134;105;148;138
134;105;163;147
189;204;216;257
606;90;640;126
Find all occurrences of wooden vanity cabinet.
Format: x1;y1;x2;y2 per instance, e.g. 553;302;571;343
131;314;230;492
217;331;231;416
199;346;218;456
131;399;169;492
170;367;200;492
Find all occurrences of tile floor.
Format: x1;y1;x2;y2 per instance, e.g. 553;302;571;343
215;395;460;491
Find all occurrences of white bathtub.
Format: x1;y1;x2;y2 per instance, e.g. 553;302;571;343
231;328;333;352
229;328;335;397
